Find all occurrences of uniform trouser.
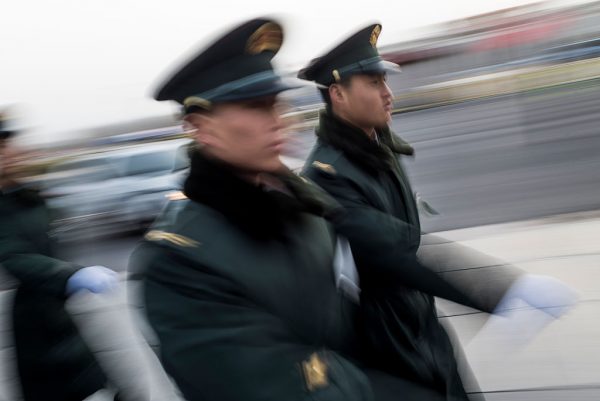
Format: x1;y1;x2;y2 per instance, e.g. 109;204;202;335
365;368;448;401
13;289;107;401
359;288;473;401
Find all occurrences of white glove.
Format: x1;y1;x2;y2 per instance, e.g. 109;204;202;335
66;265;119;296
468;275;579;352
494;274;579;318
333;236;360;303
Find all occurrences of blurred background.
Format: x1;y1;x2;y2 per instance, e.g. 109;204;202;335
2;0;600;399
4;0;600;239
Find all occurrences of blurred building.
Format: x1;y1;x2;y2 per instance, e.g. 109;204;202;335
381;0;600;109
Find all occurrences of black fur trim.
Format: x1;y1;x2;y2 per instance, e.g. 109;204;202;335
183;151;338;239
315;108;414;174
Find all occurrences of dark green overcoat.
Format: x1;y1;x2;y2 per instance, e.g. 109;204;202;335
131;153;489;401
0;187;106;401
302;110;518;400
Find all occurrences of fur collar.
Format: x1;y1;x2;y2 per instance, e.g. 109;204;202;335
183;150;339;239
315;108;414;173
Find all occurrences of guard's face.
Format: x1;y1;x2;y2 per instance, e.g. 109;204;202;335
187;95;286;173
333;73;393;130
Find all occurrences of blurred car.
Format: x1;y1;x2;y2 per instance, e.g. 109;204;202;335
43;139;191;241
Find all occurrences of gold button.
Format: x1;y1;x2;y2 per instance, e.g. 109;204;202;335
302;352;328;391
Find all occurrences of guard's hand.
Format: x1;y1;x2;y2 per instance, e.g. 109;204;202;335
494;274;579;318
66;265;119;296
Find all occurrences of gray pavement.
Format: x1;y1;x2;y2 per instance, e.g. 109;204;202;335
434;212;600;397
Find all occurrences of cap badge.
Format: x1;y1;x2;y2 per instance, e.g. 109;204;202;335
370;25;381;48
246;22;283;55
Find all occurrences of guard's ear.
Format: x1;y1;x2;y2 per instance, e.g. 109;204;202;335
184;113;214;147
182;117;196;135
329;83;346;106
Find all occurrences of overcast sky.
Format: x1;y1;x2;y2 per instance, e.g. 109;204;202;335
0;0;572;144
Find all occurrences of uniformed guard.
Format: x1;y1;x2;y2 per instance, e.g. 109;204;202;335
298;23;578;401
0;113;120;401
129;18;367;401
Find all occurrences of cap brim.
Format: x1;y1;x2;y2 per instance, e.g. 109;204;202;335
210;75;304;103
360;59;402;75
183;73;317;111
200;73;323;104
381;60;402;74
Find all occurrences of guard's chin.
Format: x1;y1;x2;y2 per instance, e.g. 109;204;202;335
376;118;391;129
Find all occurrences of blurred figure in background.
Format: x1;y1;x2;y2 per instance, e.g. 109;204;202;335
0;113;121;401
299;24;578;401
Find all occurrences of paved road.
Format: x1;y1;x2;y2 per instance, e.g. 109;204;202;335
59;235;140;272
396;83;600;233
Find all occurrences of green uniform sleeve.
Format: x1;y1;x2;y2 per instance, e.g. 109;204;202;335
0;217;78;297
137;243;374;401
418;234;522;312
304;168;492;313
